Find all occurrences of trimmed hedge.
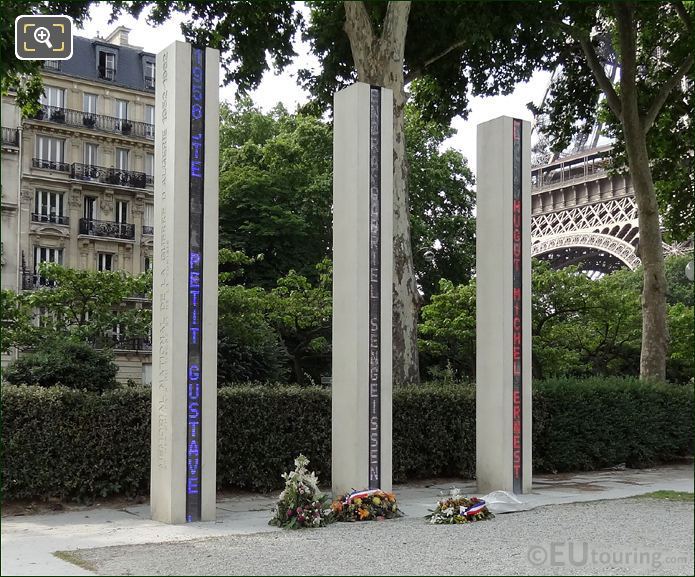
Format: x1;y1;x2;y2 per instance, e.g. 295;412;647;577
2;378;692;500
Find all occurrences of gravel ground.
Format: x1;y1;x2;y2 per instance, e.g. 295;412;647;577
71;498;693;576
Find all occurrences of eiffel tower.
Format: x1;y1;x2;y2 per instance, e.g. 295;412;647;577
529;42;692;278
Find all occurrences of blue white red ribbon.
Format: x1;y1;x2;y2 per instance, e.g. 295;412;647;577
344;489;380;504
462;500;487;516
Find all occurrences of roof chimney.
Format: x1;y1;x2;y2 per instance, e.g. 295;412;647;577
104;26;132;47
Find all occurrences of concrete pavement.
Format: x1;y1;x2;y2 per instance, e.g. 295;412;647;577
2;464;692;576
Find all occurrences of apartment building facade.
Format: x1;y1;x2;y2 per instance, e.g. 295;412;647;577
1;27;155;384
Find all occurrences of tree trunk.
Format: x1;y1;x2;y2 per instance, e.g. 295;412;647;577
292;353;304;385
343;1;420;385
614;3;668;381
622;110;669;381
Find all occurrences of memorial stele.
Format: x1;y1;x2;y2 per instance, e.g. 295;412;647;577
332;82;394;496
476;116;532;494
151;41;219;523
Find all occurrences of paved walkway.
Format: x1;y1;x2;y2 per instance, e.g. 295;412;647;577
2;465;692;576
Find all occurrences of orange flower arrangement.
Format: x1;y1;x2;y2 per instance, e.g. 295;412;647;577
332;489;403;522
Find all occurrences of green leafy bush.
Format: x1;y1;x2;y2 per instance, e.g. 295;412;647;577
532;377;694;471
1;385;150;499
2;378;692;501
3;339;118;391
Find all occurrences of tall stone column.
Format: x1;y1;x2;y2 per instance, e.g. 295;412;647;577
476;116;532;494
151;41;219;523
332;83;393;496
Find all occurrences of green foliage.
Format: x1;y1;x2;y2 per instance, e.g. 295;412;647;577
664;255;694;307
405;104;476;295
218;100;333;287
302;1;561;122
218;100;476;296
1;385;151;500
533;262;642;379
0;289;30;353
119;1;300;92
217;284;289;384
393;382;477;480
216;385;332;492
533;377;694;472
3;338;118;391
537;2;694;241
418;279;476;379
265;261;332;384
217;261;332;384
5;264;151;351
419;258;692;382
667;303;694;384
636;491;694;502
3;379;692;500
1;1;93;116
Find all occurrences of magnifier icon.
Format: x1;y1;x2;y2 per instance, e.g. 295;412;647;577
33;27;53;49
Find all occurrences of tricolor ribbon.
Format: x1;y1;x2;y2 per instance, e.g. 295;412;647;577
461;500;487;516
344;489;380;504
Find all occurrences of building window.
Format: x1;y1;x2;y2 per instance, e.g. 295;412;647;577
115;99;128;121
145;153;154;178
143;203;154;235
40;86;65;109
98;51;116;80
144;256;152;272
142;363;152;386
84;196;98;220
115;148;129;171
34;190;65;224
144;60;155;89
43;60;61;71
115;200;128;224
34;246;63;284
84;143;98;167
144;104;155;138
115;100;131;133
83;93;97;114
98;253;113;272
35;135;65;169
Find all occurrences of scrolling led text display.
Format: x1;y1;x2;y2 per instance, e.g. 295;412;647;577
511;119;523;494
186;46;205;522
368;87;381;489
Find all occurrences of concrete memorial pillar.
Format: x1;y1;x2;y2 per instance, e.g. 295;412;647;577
151;41;219;523
476;116;532;494
332;83;393;496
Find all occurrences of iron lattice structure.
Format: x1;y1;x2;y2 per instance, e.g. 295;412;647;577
531;146;692;277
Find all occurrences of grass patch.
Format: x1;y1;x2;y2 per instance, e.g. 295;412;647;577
53;550;97;572
635;490;694;502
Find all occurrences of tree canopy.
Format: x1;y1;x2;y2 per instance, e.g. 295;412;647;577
534;1;693;380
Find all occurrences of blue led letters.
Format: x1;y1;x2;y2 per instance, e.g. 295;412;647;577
186;47;205;522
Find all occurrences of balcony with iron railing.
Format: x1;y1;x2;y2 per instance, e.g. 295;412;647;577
144;75;155;90
142;225;154;235
98;66;116;81
71;162;149;189
21;272;56;290
79;218;135;240
31;213;70;225
32;157;71;172
90;333;153;352
32;105;154;139
32;159;150;190
2;127;19;147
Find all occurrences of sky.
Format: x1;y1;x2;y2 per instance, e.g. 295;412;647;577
77;3;552;170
